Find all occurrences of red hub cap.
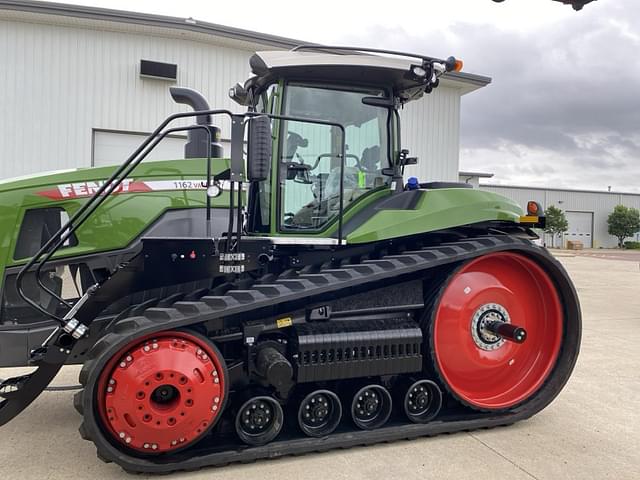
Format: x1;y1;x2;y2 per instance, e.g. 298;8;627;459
432;252;563;410
97;331;226;453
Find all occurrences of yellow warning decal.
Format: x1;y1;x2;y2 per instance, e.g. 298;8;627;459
276;317;293;328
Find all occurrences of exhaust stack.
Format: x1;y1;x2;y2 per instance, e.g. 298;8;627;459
169;87;223;159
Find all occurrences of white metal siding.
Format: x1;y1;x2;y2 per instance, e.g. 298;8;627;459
0;16;250;177
0;14;464;183
93;130;185;167
400;86;461;182
482;185;640;248
92;130;231;167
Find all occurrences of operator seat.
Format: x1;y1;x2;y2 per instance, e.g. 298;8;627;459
360;146;384;188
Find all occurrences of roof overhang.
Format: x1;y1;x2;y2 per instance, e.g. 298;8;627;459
247;50;490;101
459;171;495;178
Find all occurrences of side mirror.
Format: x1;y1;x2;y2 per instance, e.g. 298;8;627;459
247;115;272;182
229;83;250;106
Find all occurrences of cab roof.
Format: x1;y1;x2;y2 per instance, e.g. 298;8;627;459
246;48;489;103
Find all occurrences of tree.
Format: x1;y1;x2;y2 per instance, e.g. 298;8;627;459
607;205;640;248
544;205;568;248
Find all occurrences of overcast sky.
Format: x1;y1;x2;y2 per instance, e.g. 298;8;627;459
47;0;639;192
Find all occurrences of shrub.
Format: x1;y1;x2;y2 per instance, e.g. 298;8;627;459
608;205;640;248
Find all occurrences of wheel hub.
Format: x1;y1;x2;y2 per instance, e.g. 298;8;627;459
407;384;431;415
151;384;180;408
97;332;226;453
354;389;380;419
471;303;510;351
351;384;392;430
297;389;342;437
241;399;274;433
302;394;330;426
235;396;284;445
403;379;442;423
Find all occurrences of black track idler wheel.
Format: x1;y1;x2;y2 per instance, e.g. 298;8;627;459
403;379;442;423
235;396;283;446
350;385;392;430
297;389;342;437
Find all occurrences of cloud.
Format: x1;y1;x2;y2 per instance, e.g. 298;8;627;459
335;1;640;192
53;0;640;192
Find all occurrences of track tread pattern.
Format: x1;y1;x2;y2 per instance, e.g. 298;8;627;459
73;235;579;473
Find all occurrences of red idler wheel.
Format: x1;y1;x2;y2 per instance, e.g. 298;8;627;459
96;331;227;453
430;252;563;410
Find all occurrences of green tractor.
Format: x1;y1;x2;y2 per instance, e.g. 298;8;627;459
0;46;580;473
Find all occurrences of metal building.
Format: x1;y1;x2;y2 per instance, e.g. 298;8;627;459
480;183;640;248
0;0;489;182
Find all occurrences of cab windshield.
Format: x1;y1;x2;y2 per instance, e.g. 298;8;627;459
279;83;391;230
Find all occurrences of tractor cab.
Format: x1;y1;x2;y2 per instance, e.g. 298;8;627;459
229;47;463;237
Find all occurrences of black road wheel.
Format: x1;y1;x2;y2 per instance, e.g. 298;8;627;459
297;389;342;437
351;384;392;430
235;396;283;446
403;379;442;423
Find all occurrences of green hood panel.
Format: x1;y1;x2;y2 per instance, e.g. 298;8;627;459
346;188;524;244
0;159;226;195
0;159;231;280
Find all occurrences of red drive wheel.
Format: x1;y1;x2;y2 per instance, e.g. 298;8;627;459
96;331;227;453
430;252;563;410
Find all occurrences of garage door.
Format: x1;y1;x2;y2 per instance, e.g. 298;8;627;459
565;211;593;248
92;130;231;167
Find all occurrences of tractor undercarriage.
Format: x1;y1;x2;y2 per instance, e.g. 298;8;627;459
57;233;581;473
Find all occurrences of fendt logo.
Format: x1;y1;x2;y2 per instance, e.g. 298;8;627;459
55;179;138;198
37;179;210;200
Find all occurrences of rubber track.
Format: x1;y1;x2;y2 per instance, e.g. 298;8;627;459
74;235;579;473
